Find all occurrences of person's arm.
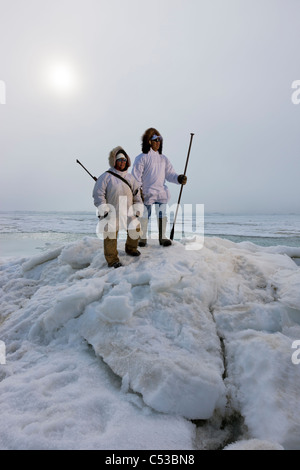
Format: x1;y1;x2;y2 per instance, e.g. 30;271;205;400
164;156;180;184
92;174;111;216
131;156;144;187
165;156;187;185
131;176;143;205
130;176;144;218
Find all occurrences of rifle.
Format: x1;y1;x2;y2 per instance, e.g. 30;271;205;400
76;159;97;181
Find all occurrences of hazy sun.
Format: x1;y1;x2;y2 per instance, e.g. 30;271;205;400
46;61;79;95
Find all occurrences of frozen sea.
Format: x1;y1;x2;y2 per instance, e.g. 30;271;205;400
1;210;300;451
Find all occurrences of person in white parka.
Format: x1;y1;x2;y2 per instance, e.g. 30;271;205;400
93;146;143;268
132;127;187;247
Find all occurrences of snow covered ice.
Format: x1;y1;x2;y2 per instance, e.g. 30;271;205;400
1;235;300;450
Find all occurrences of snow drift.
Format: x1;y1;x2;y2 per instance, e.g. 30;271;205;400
1;235;300;449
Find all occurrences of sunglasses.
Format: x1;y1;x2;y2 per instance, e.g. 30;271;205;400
151;137;162;142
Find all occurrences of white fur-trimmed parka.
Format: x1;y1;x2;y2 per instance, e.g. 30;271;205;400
131;149;179;205
92;146;143;232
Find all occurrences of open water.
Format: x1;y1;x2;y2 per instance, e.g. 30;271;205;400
0;210;300;258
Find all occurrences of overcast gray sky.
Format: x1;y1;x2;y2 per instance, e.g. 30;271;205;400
0;0;299;213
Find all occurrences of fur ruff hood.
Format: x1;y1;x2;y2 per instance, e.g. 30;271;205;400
108;146;131;169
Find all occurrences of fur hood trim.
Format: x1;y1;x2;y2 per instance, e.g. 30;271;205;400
108;146;131;169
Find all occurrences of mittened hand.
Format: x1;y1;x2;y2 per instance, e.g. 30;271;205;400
178;174;187;185
98;211;109;220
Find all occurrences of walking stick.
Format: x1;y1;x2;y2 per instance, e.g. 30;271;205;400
170;133;194;240
76;159;97;182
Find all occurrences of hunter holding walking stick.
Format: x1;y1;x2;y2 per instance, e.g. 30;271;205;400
132;128;187;247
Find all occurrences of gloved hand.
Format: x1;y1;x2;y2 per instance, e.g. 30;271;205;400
178;174;187;185
98;211;108;220
97;204;110;219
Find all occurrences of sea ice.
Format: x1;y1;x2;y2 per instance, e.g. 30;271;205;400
1;236;300;449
